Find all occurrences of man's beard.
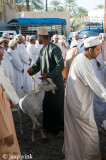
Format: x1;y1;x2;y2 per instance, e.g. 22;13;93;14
91;52;98;59
18;42;22;44
4;46;8;50
39;40;43;44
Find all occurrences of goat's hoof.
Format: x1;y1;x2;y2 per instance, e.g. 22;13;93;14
42;135;46;139
42;136;47;142
32;138;35;143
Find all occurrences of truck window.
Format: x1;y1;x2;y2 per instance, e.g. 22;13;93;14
0;32;3;37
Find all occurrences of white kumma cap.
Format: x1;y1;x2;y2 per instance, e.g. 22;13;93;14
84;36;100;48
9;39;17;47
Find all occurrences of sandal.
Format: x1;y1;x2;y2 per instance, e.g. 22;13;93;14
56;131;64;138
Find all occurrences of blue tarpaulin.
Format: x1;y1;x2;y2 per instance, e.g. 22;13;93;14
7;18;66;25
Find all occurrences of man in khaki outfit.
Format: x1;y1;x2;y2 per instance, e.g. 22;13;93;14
0;46;21;160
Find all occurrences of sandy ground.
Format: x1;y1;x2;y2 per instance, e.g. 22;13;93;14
12;108;106;160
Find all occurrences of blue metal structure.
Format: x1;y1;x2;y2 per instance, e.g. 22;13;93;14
84;22;103;31
7;18;66;25
78;22;104;39
78;30;103;39
6;18;67;36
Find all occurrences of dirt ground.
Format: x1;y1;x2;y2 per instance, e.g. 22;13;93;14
12;108;64;160
12;108;106;160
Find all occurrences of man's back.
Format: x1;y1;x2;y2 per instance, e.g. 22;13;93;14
66;54;95;118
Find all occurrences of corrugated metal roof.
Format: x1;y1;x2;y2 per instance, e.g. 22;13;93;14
7;18;66;25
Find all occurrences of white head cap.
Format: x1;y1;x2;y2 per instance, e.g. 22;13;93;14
70;41;77;48
2;33;10;39
26;35;30;38
59;39;65;43
84;36;100;48
30;35;36;40
8;39;17;47
74;32;78;37
22;36;25;40
0;37;9;43
102;33;106;38
16;34;23;39
53;34;59;39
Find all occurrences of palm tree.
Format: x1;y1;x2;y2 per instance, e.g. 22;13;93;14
31;0;44;10
70;7;88;31
77;7;88;20
45;0;48;11
16;0;44;12
64;0;78;16
50;0;61;12
95;4;104;9
58;6;65;12
26;0;30;11
0;0;2;13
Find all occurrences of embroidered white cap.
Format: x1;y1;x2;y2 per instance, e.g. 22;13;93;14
84;36;100;48
8;39;17;47
37;27;48;35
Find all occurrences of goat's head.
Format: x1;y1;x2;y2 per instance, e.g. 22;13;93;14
39;78;57;94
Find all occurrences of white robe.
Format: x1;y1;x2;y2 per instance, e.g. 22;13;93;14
27;43;39;64
70;39;83;49
27;43;41;89
0;67;21;160
7;48;23;98
0;66;19;104
66;47;78;79
60;45;67;61
78;44;84;54
64;53;106;160
1;50;15;88
104;62;106;83
17;44;32;93
91;53;106;129
35;43;43;87
101;41;106;62
35;42;43;54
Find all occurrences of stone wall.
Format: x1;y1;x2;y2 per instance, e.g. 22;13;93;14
16;11;70;37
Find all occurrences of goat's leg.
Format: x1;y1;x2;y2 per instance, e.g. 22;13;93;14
30;115;46;139
34;115;39;132
32;121;39;142
18;105;23;135
32;122;36;142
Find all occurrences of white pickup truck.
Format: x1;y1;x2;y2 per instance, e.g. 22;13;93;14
0;30;17;37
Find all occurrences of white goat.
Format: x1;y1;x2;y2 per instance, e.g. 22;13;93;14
18;78;57;142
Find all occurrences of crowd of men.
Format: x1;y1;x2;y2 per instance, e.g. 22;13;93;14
0;27;106;160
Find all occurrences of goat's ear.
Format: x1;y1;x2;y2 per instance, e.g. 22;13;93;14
52;90;55;94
